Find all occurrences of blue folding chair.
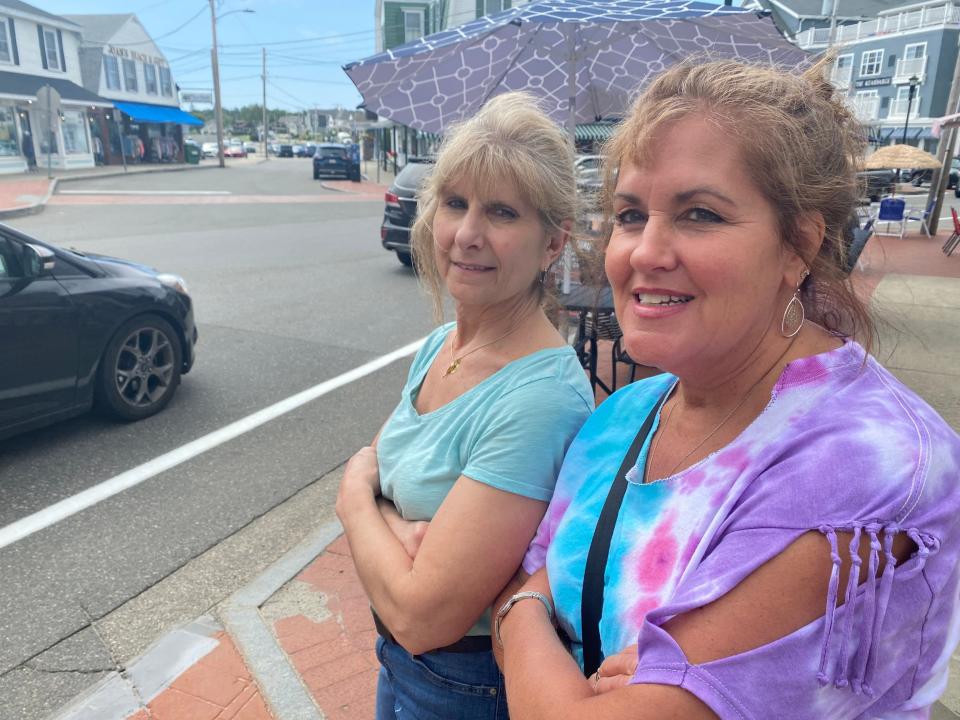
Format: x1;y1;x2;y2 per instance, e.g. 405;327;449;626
905;199;936;237
877;197;907;238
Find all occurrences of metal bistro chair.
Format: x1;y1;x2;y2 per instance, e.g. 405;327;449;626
905;198;936;237
844;218;875;275
943;207;960;257
582;311;643;394
876;197;907;238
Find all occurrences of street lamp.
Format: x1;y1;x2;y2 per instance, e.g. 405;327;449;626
209;4;255;168
901;75;920;145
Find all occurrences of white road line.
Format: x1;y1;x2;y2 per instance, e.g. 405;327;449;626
57;190;233;196
0;337;426;551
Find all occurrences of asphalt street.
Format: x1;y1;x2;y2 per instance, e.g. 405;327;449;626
0;159;435;719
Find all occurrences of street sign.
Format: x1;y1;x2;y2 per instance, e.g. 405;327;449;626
35;85;61;179
181;91;213;104
35;85;61;117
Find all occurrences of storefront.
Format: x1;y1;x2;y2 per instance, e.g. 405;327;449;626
0;70;108;174
86;101;201;166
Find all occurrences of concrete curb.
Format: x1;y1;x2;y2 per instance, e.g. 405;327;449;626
0;164;219;219
219;519;344;720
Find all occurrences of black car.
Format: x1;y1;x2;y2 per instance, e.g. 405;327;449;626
857;169;896;202
0;225;197;440
278;144;294;158
910;158;960;189
381;158;434;267
313;143;353;180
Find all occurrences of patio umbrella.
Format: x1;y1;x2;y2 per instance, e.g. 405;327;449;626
863;144;942;170
343;0;808;137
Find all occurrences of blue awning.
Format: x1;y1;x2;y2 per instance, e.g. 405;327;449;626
114;101;203;127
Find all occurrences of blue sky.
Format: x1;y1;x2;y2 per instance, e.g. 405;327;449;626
41;0;376;111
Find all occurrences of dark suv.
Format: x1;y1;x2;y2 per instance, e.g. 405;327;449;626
313;143;352;180
381;158;434;267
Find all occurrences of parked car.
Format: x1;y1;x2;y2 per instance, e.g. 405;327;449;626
278;144;294;158
909;158;960;189
574;154;603;178
0;225;197;440
244;142;258;154
224;143;247;158
857;169;896;202
381;158;434;267
304;144;317;158
313;143;354;180
293;144;307;157
201;142;218;158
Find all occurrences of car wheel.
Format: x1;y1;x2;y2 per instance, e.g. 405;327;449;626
96;314;183;421
313;170;319;180
397;251;413;267
955;186;960;198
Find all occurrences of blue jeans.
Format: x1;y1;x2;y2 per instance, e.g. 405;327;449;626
375;636;508;720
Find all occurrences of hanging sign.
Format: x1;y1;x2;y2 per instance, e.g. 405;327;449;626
855;76;892;88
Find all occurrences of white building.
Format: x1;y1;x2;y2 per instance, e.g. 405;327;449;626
65;13;200;166
0;0;105;174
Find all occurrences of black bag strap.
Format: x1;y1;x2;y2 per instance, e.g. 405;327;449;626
581;389;669;677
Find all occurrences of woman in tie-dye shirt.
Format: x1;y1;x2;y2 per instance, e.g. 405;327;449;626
493;59;960;719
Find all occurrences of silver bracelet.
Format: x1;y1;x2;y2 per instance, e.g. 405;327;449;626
495;590;554;647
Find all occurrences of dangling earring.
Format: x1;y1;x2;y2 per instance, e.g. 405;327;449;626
538;269;547;285
780;269;809;338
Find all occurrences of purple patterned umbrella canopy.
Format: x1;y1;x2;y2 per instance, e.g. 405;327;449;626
343;0;809;134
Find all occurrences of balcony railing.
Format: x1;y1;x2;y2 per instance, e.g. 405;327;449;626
795;2;960;48
894;56;928;84
851;95;880;122
888;97;922;119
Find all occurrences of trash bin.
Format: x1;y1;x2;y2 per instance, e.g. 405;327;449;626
184;143;201;165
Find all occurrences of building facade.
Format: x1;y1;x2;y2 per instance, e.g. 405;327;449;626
66;13;200;166
0;0;104;174
787;0;960;151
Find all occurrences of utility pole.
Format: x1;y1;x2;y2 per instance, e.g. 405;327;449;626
209;0;225;168
926;43;960;236
261;47;267;160
828;0;840;47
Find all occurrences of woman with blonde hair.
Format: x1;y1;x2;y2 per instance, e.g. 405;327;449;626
336;91;593;719
493;59;960;719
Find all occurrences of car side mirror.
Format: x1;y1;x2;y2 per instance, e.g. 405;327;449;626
23;243;55;277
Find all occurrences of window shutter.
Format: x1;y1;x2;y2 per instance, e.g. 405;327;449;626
37;25;47;69
504;0;511;8
477;0;484;17
888;54;896;68
57;29;65;72
8;18;18;65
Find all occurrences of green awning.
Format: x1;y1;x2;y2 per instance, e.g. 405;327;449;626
575;122;618;142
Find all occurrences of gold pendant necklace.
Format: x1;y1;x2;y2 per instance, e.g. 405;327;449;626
648;338;798;480
443;323;523;378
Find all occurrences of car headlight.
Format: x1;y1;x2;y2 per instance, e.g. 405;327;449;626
157;273;190;296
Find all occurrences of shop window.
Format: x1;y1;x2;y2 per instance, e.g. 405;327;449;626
144;63;158;94
41;26;59;70
62;111;89;155
122;58;137;92
159;66;173;96
104;55;121;90
0;106;17;156
0;17;11;64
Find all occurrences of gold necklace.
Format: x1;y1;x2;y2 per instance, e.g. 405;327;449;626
648;338;797;480
443;323;524;378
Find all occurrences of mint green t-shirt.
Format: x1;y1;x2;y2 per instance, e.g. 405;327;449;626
378;321;594;522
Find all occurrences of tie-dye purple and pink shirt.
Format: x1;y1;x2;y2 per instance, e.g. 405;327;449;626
523;339;960;719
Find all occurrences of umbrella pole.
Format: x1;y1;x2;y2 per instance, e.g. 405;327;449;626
563;27;577;295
